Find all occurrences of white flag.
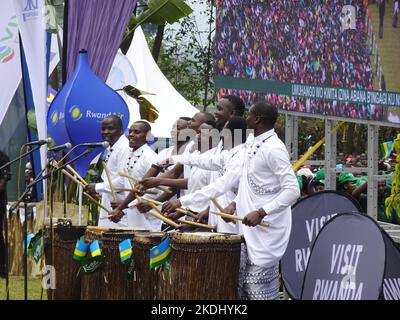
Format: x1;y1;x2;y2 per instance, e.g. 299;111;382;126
13;0;47;170
0;0;21;125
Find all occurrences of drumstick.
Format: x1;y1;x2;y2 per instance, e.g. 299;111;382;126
122;169;136;189
141;198;181;228
62;170;109;213
147;209;181;229
114;187;158;195
62;169;87;189
118;171;173;194
66;165;88;187
210;197;225;213
210;211;269;228
103;161;116;201
140;197;198;220
177;218;215;230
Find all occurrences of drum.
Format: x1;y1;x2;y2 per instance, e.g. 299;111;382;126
133;232;166;300
43;223;86;300
80;226;147;300
158;232;242;300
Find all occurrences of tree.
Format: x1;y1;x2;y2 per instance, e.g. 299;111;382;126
151;0;215;108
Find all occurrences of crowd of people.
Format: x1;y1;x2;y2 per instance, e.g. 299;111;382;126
215;0;384;121
296;151;398;224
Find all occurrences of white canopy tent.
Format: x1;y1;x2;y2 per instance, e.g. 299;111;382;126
107;26;198;138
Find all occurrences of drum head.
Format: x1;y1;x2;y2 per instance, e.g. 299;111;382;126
173;232;242;242
301;213;385;300
281;191;361;299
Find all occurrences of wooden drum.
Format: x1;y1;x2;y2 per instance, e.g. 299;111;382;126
133;232;166;300
43;224;86;300
80;226;147;300
158;232;242;300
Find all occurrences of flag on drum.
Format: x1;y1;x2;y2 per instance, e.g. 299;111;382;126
73;240;89;261
150;238;171;269
90;240;102;257
22;233;35;255
119;239;133;263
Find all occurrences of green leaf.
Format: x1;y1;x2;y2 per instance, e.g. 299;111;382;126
27;109;38;131
136;0;193;26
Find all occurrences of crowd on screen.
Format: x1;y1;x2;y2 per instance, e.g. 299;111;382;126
215;0;384;121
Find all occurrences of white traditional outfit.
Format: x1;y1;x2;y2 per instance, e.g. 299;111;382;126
234;129;299;300
172;141;244;233
121;144;159;230
95;135;130;228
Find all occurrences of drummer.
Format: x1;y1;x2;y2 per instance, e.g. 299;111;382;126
162;102;299;300
160;116;249;233
86;115;130;227
140;119;219;220
135;117;191;215
113;117;192;223
224;101;299;300
107;121;158;230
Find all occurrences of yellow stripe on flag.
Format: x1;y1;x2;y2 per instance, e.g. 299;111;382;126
150;247;171;264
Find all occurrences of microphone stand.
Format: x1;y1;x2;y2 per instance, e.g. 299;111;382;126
1;144;42;300
9;147;94;301
0;145;42;171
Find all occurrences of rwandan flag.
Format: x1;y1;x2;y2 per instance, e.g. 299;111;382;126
119;239;132;263
90;240;102;257
73;240;89;261
22;233;35;255
380;141;393;159
150;238;171;269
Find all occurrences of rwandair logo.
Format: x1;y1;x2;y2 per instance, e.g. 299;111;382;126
0;46;14;63
69;106;83;121
51;111;58;125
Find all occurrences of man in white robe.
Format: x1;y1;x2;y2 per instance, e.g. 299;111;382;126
86;115;130;228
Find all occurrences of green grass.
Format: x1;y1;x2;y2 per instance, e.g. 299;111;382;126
368;4;400;91
0;277;47;300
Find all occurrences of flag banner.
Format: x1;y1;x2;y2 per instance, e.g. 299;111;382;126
150;238;171;269
31;235;43;263
380;141;393;159
301;213;385;300
90;240;101;257
66;0;137;81
281;191;361;299
14;0;48;171
0;0;21;126
119;239;132;264
381;230;400;300
73;239;89;261
80;255;104;274
28;229;43;262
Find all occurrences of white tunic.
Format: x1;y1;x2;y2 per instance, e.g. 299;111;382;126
95;135;130;228
235;129;300;268
121;144;159;230
173;142;243;233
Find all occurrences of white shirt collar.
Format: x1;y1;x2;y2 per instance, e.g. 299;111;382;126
253;128;276;143
131;143;148;156
109;134;127;151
